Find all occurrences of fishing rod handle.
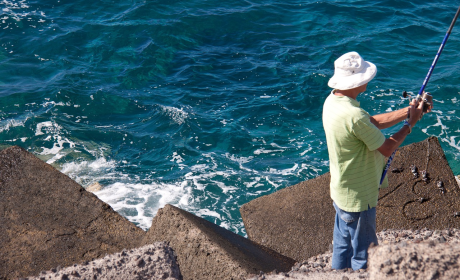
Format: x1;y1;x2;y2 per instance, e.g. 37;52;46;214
380;149;396;186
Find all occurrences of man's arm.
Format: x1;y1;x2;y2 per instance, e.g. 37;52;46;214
370;107;409;130
377;100;424;157
376;125;412;157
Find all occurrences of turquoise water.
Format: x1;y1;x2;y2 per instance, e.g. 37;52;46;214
1;0;460;235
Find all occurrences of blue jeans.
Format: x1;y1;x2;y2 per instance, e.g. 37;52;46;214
331;202;378;270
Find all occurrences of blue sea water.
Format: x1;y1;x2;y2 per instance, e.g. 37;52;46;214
1;0;460;235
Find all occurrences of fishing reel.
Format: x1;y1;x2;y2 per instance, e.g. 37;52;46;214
402;91;433;113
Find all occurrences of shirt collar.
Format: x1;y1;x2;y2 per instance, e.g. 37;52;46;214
330;90;360;107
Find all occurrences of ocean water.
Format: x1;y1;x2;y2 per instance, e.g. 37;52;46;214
1;0;460;236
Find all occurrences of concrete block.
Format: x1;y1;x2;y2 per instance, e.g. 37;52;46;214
377;136;460;230
240;172;334;262
141;204;296;280
0;146;145;280
240;137;460;262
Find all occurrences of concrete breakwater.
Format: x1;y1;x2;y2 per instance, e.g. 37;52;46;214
0;146;294;280
2;137;460;279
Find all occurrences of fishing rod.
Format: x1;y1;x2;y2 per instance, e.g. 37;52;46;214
380;5;460;185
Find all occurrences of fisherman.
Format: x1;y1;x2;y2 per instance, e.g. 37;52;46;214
322;51;431;270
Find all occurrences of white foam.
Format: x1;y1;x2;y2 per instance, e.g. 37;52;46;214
270;142;288;149
300;146;313;156
170;151;185;164
373;91;396;97
268;163;299;175
35;121;58;136
184;168;236;193
190;164;208;171
40;135;71;155
442;136;460;152
301;162;325;174
93;180;192;230
421;114;448;134
0;0;46;25
254;148;284;155
61;157;117;175
196;208;221;220
244;177;262;188
215;181;237;194
265;176;280;188
225;153;253;164
161;105;189;125
0;118;27;132
33;121;77;163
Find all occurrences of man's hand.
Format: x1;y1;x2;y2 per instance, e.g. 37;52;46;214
377;98;426;157
376;92;431;157
408;98;424;127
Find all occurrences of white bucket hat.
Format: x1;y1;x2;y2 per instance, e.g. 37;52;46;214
328;51;377;90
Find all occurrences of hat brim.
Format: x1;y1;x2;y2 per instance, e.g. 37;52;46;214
327;61;377;90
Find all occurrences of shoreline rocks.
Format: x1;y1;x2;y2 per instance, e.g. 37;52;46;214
240;172;334;262
28;242;181;280
140;204;296;280
247;228;460;280
0;146;145;280
21;227;460;280
1;146;295;280
3;137;460;280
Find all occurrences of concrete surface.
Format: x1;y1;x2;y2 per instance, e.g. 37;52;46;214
28;242;182;280
239;137;460;263
141;204;296;280
0;146;145;280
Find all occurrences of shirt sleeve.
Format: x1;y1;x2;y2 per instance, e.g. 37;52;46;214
352;112;385;151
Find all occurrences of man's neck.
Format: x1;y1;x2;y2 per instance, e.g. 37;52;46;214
333;84;367;100
333;89;360;100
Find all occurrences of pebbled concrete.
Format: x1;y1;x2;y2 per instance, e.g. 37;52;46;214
368;239;460;279
28;242;182;280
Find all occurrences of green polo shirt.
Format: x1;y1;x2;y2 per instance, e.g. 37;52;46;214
322;92;388;212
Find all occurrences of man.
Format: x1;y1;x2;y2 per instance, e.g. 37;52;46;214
322;51;429;270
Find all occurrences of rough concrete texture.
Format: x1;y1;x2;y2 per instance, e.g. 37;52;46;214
377;136;460;231
368;240;460;279
0;146;145;280
141;204;296;280
246;228;460;280
28;242;182;280
240;137;460;262
247;270;367;280
240;172;334;262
